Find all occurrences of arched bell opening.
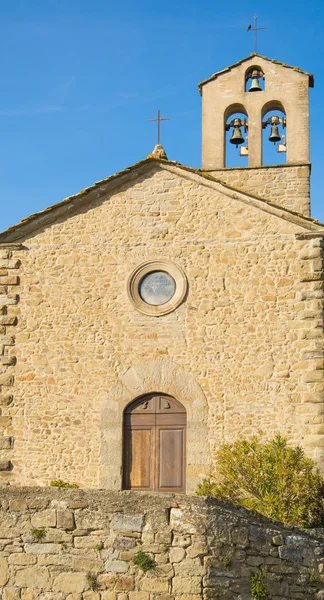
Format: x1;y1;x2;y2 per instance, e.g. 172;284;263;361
224;104;248;168
262;101;286;165
122;393;186;493
245;65;265;93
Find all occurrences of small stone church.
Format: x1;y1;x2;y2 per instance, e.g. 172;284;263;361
0;53;323;495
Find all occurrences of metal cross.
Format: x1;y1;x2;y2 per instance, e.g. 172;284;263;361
148;109;169;145
247;16;265;54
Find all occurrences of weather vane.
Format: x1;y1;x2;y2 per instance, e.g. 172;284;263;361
148;109;169;145
247;16;265;54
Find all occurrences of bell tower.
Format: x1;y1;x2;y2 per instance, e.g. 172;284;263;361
199;54;314;216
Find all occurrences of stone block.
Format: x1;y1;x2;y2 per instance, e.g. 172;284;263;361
25;543;62;554
9;498;27;511
128;593;150;600
114;575;134;591
74;509;106;529
97;574;116;590
53;572;88;593
72;556;104;572
83;593;100;600
8;553;36;565
110;514;144;533
31;509;57;527
140;578;169;592
174;557;204;576
278;545;302;563
57;509;75;530
172;577;202;594
0;556;9;585
0;460;11;471
172;535;191;548
169;547;186;562
0;436;12;450
101;594;116;600
231;527;249;547
15;566;51;589
0;395;13;406
104;558;129;573
0;416;12;428
3;588;20;600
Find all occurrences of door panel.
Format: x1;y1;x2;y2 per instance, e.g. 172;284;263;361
123;427;153;490
123;394;186;493
157;428;185;491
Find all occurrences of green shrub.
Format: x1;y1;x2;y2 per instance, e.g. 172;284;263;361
250;568;268;600
197;434;324;528
133;551;155;572
50;479;79;489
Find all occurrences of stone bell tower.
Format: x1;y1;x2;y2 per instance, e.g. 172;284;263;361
198;54;314;216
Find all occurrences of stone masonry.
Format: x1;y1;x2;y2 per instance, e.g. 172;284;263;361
0;162;323;490
1;488;324;600
0;244;22;479
210;164;311;216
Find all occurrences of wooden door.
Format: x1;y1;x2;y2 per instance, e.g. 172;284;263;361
123;394;186;493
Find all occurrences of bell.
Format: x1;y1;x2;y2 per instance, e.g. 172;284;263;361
248;76;262;92
230;126;244;147
269;124;281;143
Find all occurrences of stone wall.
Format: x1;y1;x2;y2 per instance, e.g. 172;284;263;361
209;164;311;216
0;244;22;480
0;165;323;489
0;488;324;600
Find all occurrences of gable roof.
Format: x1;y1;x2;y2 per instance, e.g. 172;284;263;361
198;53;314;94
0;158;323;243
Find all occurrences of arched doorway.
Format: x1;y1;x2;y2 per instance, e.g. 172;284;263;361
123;393;186;493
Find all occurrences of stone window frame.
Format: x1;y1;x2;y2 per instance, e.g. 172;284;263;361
127;259;188;316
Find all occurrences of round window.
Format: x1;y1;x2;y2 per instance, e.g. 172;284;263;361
139;271;176;306
127;260;188;316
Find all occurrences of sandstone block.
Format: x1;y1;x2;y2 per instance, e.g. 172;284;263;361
83;593;100;600
0;460;11;471
169;547;186;562
101;594;116;600
0;395;13;406
3;588;20;600
114;575;134;591
128;593;150;600
0;556;9;585
0;372;13;386
172;535;191;548
0;416;12;428
8;553;36;565
104;558;129;573
57;509;75;530
31;509;56;528
72;556;103;572
53;572;88;593
110;514;144;533
140;578;169;592
0;295;18;306
174;557;204;576
172;577;202;594
187;543;207;558
97;574;116;590
0;436;12;449
15;566;51;589
25;543;62;554
74;509;106;529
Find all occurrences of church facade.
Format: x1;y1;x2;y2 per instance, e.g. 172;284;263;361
0;54;323;493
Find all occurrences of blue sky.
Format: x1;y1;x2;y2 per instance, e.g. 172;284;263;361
0;0;323;230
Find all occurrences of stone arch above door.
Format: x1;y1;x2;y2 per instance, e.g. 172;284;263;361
99;356;211;493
